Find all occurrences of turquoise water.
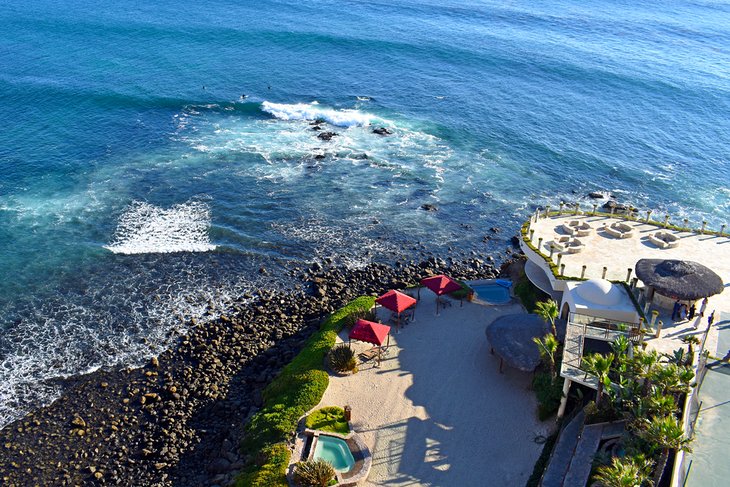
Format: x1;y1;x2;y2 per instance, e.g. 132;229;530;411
313;435;355;473
1;0;729;428
472;283;512;304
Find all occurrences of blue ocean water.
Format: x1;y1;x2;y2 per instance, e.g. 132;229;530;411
1;0;729;427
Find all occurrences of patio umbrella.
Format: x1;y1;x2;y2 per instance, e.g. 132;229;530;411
421;274;462;314
485;314;549;373
349;319;391;366
635;259;724;301
376;290;417;328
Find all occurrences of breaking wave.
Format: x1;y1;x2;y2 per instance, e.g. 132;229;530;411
261;101;387;127
105;200;216;254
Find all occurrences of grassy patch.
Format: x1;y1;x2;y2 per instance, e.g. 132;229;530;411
513;275;548;313
234;443;290;487
305;406;350;435
525;431;559;487
449;280;472;300
236;296;375;486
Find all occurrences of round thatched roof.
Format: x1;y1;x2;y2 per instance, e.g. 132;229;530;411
635;259;724;300
485;314;549;372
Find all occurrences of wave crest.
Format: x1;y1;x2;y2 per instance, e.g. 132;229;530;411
105;200;216;254
261;101;385;127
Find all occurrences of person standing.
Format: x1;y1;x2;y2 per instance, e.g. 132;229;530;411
689;303;696;320
708;310;715;327
680;304;688;321
672;299;681;321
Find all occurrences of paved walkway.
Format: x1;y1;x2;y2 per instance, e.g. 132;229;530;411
315;291;552;486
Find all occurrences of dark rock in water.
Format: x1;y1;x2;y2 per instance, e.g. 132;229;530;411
420;204;438;212
372;127;393;136
588;191;604;199
313;154;325;160
311;125;322;131
258;267;267;275
511;236;521;247
309;119;325;125
489;227;500;233
317;132;337;141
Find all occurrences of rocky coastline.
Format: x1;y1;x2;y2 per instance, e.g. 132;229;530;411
0;254;512;486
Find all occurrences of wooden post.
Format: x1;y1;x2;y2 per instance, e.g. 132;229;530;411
626;268;632;282
581;265;587;279
602;266;607;279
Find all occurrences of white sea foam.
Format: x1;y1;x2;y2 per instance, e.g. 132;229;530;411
261;101;386;127
104;200;216;254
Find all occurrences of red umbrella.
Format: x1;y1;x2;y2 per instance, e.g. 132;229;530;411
349;319;391;366
376;290;417;328
421;274;462;314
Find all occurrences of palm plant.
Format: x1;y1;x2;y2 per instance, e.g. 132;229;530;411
681;336;700;365
582;352;614;407
592;455;653;487
639;415;692;487
611;335;630;359
633;349;660;394
533;333;559;378
535;299;559;337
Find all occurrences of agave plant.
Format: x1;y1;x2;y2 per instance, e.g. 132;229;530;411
681;335;700;365
327;344;358;373
294;458;336;487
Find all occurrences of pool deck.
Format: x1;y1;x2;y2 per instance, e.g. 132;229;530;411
314;291;551;486
528;213;730;358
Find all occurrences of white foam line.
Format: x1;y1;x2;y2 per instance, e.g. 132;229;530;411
261;101;388;128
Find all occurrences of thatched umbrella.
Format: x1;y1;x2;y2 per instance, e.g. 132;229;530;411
635;259;724;300
485;314;549;373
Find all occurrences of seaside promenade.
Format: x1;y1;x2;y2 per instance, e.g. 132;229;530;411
526;213;730;358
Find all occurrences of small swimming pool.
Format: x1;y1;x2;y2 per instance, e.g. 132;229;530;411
312;435;355;473
471;280;511;304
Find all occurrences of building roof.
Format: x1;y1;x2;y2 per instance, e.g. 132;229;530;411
635;259;724;300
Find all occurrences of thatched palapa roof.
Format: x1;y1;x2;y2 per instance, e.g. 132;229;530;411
485;314;549;372
635;259;724;301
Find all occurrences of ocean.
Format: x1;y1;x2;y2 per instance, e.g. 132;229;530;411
1;0;729;428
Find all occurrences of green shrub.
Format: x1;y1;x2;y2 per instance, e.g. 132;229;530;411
327;344;357;373
533;372;563;421
305;406;350;435
514;277;548;314
294;458;336;487
234;442;290;487
236;296;375;485
449;280;472;300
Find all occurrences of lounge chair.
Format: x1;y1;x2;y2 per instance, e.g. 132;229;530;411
604;222;633;239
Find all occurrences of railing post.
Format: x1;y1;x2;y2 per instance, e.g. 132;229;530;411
556;253;562;268
683;218;689;231
664;214;669;228
581;265;587;279
602;266;607;279
544;205;551;218
574;203;580;215
626;268;632;282
646;209;652;223
592;203;597;216
560;263;565;277
549;245;555;260
721;224;726;237
529;229;535;242
631;277;638;289
701;221;707;234
559;202;564;215
538;237;543;251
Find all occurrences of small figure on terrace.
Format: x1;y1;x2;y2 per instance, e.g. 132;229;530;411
672;299;681;321
688;303;696;320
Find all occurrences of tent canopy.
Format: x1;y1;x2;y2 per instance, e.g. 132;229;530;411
421;274;462;296
486;314;549;372
635;259;724;301
376;290;417;313
349;319;391;346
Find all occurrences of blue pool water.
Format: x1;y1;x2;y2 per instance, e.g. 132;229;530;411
472;283;512;304
313;435;355;473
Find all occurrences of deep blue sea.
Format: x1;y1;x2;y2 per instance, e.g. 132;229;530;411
1;0;729;427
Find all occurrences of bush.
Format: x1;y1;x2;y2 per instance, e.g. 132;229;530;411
449;280;472;300
514;277;548;314
234;443;290;487
327;344;357;373
305;406;350;435
294;459;336;487
236;296;375;485
533;372;563;421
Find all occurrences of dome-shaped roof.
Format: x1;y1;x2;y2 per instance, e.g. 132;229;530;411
576;279;622;306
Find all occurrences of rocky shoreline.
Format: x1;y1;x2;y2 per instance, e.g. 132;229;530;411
0;255;511;486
